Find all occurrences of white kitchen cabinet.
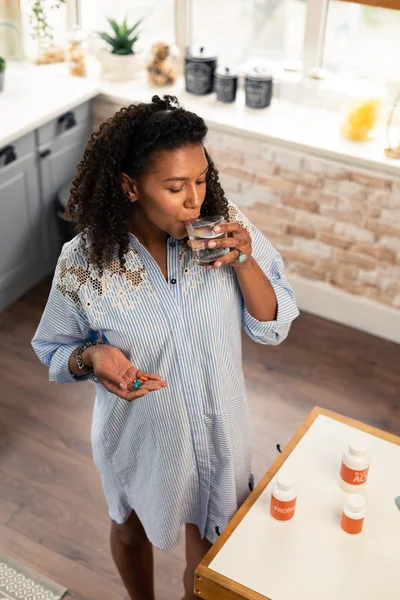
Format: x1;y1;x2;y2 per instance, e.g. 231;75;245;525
0;102;91;311
37;103;91;263
0;133;43;311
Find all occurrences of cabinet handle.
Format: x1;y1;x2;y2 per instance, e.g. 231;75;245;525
57;111;77;132
0;145;17;166
39;148;52;159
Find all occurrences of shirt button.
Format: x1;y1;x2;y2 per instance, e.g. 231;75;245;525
170;278;177;285
170;242;176;248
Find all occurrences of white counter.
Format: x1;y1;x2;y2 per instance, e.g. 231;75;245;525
0;63;100;147
208;414;400;600
100;74;400;178
1;63;399;179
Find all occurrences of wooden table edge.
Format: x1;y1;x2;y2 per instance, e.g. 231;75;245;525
195;406;400;599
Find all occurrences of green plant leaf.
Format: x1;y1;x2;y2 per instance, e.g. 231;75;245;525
108;18;121;37
98;32;116;47
127;19;142;37
129;34;139;46
97;16;141;51
120;18;127;37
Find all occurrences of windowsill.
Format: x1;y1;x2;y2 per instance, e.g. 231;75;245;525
100;73;400;178
2;60;399;179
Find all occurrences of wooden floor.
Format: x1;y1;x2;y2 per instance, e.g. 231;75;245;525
0;280;399;600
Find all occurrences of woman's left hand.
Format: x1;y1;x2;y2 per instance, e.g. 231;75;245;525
188;222;252;269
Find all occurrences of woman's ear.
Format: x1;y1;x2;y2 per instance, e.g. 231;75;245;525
121;172;138;203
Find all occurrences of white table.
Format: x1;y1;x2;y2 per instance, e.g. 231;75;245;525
195;408;400;600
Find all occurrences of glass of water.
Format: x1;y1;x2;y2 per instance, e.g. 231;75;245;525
186;216;229;266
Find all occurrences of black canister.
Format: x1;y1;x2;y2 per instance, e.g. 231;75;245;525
215;67;238;103
185;46;217;95
245;66;273;109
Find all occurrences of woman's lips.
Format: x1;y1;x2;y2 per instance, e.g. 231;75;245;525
182;217;199;226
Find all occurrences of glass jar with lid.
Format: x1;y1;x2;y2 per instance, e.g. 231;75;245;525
215;67;238;103
185;45;217;95
245;65;273;109
67;28;87;78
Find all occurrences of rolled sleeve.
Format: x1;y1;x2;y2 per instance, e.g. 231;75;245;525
243;280;299;345
48;343;96;384
32;299;98;384
31;241;98;384
232;204;299;345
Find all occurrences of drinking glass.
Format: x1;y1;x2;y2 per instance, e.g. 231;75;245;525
186;216;229;266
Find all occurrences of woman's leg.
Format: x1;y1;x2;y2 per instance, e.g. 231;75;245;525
110;510;155;600
183;524;212;600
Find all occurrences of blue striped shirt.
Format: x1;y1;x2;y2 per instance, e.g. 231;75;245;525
32;204;299;550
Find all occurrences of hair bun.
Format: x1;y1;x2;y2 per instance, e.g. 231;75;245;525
151;94;181;110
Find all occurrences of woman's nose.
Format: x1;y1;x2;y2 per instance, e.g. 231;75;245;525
184;183;201;209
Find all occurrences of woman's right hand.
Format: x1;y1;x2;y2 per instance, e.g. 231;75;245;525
83;344;167;402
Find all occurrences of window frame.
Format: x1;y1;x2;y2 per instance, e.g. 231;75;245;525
71;0;399;80
181;0;400;74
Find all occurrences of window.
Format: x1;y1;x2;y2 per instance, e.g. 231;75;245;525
191;0;307;68
80;0;175;49
15;0;400;109
323;1;400;98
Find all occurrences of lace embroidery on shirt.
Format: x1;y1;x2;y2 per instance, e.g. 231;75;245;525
179;239;204;294
181;257;206;294
228;204;255;236
55;239;94;306
179;239;189;262
55;237;154;313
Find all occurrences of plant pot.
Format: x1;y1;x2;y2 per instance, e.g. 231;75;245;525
0;71;4;92
96;49;144;82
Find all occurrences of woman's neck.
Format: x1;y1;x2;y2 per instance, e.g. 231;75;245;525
129;203;167;252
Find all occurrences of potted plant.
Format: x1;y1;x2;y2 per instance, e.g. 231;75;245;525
96;17;143;82
29;0;66;64
0;57;6;93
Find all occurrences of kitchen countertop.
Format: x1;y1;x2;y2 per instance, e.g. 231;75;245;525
0;63;100;148
1;63;399;178
101;74;400;178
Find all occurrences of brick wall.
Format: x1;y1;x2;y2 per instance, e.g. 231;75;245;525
92;99;400;312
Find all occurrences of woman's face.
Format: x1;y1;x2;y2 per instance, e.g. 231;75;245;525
128;144;209;240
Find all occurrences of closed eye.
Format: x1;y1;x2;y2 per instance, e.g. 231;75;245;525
168;180;206;194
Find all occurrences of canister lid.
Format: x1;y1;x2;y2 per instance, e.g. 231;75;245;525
215;66;238;79
245;65;273;81
185;45;217;61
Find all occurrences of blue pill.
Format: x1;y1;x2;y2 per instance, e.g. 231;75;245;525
134;380;142;389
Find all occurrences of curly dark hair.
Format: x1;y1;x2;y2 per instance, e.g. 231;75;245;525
66;94;228;273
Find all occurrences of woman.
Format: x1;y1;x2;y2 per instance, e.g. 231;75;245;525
32;95;299;600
